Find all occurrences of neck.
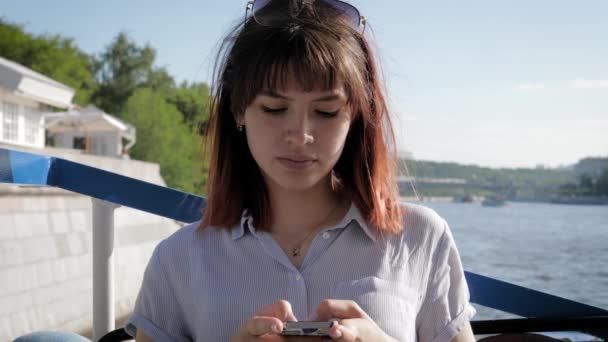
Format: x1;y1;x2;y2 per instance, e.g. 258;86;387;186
267;177;347;237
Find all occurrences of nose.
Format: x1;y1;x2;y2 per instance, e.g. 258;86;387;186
284;112;314;146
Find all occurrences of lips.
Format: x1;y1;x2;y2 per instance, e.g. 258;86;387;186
277;156;317;170
277;156;317;162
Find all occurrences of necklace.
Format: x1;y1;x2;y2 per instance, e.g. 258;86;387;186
273;199;342;258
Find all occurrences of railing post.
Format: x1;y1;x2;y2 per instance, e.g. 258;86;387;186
91;198;120;341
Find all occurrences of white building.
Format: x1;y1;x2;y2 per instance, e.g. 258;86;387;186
45;105;136;158
0;56;74;149
0;56;135;158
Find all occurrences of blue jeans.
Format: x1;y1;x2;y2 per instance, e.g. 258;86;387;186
13;331;91;342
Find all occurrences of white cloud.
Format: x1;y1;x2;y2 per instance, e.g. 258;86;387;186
514;83;546;91
572;79;608;89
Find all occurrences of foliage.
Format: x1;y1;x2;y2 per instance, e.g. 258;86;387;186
165;81;211;134
401;159;574;189
401;158;608;199
121;88;206;194
399;159;579;199
558;169;608;196
91;32;167;115
0;19;96;105
597;169;608;196
88;33;211;192
574;157;608;179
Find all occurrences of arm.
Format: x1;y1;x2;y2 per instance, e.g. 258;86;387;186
417;222;477;342
451;322;475;342
125;241;189;341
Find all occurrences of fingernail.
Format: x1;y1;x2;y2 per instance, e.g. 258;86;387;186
330;329;342;338
272;324;281;334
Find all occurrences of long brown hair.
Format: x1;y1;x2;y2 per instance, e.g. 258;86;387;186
199;4;404;234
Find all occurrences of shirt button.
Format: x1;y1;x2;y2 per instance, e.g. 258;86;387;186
295;275;301;280
322;232;331;239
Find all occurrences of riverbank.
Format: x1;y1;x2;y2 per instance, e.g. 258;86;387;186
402;195;608;206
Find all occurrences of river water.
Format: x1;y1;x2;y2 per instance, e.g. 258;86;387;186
418;201;608;320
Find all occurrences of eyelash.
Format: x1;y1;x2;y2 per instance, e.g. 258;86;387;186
261;106;286;114
261;106;339;117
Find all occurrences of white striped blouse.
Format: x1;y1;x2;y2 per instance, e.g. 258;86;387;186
124;201;476;341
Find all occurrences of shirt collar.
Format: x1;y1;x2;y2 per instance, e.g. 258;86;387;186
231;201;377;242
340;201;378;242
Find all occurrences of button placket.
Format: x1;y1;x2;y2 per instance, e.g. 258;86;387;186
300;229;339;271
288;271;308;319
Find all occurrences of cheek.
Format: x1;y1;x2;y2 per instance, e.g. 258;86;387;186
244;118;276;160
321;119;351;154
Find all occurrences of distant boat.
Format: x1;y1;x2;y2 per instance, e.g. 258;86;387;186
453;194;474;203
482;195;508;207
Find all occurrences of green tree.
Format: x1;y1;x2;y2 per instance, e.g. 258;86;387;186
0;19;96;105
121;88;205;194
143;67;175;93
166;81;211;134
578;174;594;195
92;32;158;115
558;182;577;196
596;169;608;196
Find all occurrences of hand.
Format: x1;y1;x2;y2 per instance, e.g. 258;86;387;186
314;299;397;342
231;299;326;342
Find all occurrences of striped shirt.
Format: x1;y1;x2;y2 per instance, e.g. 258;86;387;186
124;202;476;341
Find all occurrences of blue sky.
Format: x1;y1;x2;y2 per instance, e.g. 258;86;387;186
2;0;606;168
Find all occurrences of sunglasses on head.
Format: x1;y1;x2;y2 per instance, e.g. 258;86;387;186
246;0;366;33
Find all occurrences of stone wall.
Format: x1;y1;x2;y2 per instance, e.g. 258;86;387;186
0;146;190;341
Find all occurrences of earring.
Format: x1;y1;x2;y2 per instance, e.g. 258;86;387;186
236;122;243;132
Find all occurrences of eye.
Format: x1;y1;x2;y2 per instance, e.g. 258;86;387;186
316;110;340;117
261;105;287;114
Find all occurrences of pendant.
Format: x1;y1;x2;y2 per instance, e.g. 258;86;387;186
292;247;300;257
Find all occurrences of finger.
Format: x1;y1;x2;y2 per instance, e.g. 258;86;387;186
256;299;298;322
244;316;284;336
315;299;368;321
328;322;358;342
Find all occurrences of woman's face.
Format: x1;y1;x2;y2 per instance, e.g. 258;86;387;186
241;76;352;193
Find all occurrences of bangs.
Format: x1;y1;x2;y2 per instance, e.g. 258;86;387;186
228;24;367;115
264;55;339;94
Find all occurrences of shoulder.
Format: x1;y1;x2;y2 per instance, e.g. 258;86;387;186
152;220;237;264
401;202;448;236
152;220;204;266
393;201;450;253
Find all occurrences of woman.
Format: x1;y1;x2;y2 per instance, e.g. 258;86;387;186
15;0;476;341
127;0;476;341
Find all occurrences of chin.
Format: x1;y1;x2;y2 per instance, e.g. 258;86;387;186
276;178;321;192
267;173;326;192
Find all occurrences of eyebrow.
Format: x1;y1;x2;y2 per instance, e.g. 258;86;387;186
259;90;345;102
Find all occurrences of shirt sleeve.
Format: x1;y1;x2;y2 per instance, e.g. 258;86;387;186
124;240;191;342
416;222;476;342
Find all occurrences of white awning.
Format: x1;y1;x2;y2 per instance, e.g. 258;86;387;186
44;105;136;146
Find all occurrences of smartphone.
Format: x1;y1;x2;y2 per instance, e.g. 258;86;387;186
280;320;338;337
